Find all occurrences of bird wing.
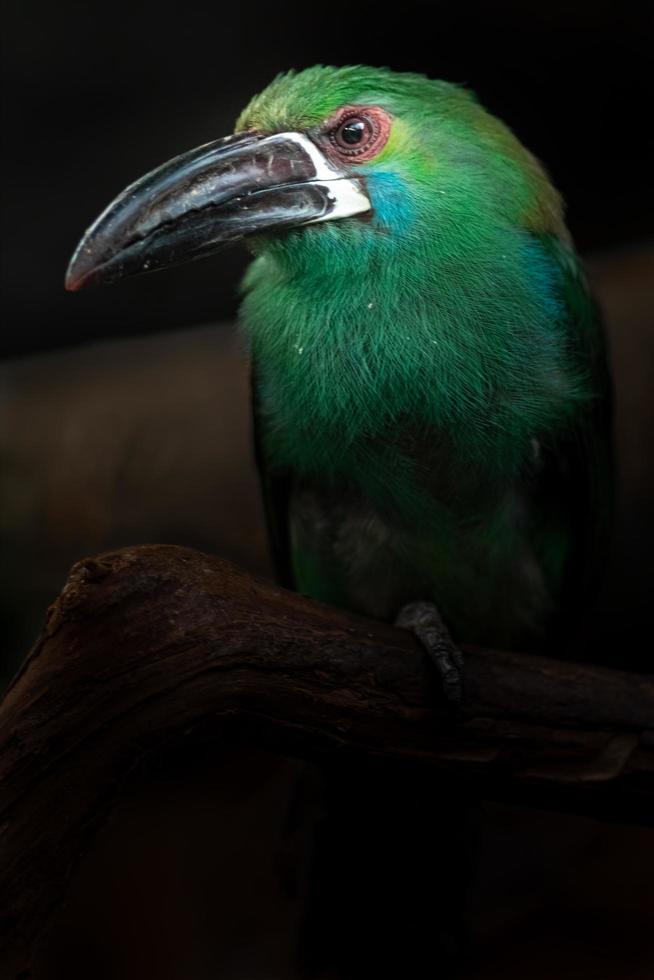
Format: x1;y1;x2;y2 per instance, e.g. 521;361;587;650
530;234;613;622
250;360;295;588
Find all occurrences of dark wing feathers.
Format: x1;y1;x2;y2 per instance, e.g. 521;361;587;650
532;235;613;620
250;361;295;588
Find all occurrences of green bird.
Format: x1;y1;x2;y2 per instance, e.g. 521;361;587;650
66;65;612;696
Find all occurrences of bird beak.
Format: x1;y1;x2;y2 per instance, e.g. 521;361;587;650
65;131;371;290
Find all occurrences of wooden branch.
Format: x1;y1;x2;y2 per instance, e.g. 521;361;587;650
1;544;653;975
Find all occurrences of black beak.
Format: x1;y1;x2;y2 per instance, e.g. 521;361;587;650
65;131;370;291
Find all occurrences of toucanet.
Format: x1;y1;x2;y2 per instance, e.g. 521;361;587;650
67;65;612;699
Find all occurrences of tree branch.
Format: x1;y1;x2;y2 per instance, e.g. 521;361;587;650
1;543;653;974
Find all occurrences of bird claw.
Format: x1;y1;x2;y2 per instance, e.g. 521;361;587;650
394;600;464;705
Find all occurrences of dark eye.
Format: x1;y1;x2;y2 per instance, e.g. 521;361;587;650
325;106;392;161
332;115;375;154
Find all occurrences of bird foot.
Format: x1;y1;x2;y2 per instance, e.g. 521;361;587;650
394;600;464;705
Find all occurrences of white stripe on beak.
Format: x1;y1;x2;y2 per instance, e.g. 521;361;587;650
278;132;371;224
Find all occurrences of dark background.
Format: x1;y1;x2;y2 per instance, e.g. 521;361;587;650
2;1;654;978
3;0;653;358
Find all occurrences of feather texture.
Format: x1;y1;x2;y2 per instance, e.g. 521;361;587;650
239;66;611;647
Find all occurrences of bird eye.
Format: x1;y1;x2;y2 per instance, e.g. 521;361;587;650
335;116;370;149
331;113;378;157
324;106;392;162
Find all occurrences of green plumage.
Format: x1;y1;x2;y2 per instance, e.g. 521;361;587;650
238;65;612;648
60;60;614;976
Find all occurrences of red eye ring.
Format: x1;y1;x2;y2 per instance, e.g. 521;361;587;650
324;105;392;162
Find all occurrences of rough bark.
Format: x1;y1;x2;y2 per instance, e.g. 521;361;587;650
1;543;653;975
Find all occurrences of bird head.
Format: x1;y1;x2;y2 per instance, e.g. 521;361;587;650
65;65;566;292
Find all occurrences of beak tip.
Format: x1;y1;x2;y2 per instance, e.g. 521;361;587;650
65;253;94;292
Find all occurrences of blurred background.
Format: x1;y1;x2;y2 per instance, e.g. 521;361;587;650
2;0;653;977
